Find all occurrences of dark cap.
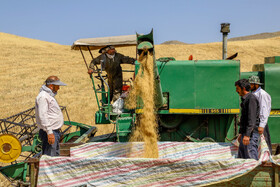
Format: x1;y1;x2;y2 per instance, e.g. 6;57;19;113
98;45;115;53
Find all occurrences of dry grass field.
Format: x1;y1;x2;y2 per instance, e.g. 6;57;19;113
1;32;280;136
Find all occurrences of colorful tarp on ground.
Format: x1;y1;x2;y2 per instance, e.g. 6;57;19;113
37;135;279;186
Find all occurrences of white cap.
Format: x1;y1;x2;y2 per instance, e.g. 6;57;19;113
46;80;67;86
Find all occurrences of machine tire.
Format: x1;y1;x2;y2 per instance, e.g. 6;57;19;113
159;114;184;129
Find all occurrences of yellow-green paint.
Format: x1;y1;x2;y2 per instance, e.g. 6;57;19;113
136;108;240;114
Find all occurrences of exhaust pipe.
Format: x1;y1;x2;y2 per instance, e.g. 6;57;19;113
220;23;230;60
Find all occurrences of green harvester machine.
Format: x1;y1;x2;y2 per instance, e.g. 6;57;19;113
74;30;280;147
72;28;280;186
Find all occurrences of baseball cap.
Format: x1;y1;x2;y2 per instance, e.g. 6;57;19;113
248;75;263;85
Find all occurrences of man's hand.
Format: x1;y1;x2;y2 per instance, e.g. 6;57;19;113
48;134;55;145
237;134;242;143
88;69;94;74
243;136;250;145
258;127;264;134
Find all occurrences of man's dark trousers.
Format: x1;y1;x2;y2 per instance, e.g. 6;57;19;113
263;125;272;154
238;132;260;160
39;129;61;156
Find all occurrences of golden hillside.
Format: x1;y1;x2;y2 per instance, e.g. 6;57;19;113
1;32;280;135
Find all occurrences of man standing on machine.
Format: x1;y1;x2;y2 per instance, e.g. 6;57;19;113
88;45;135;102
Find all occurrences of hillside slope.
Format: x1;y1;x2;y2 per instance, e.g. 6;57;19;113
229;31;280;41
1;32;280;135
161;40;189;45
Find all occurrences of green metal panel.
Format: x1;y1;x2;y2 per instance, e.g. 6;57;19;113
158;60;196;108
116;116;133;142
0;162;28;181
157;60;240;110
268;116;280;144
195;60;240;109
264;64;280;109
240;71;263;81
95;111;111;124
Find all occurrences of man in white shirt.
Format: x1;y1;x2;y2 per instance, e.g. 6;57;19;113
35;76;67;156
249;75;272;154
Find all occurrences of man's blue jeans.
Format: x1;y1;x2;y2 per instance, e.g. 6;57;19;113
39;129;61;156
238;132;260;160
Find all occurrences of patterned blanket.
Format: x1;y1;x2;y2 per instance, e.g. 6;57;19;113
37;135;279;186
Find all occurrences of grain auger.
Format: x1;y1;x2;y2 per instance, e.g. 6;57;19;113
136;30;164;109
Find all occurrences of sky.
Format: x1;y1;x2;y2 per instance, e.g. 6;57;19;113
1;0;280;45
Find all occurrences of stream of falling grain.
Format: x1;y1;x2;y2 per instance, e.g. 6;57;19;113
125;51;159;158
